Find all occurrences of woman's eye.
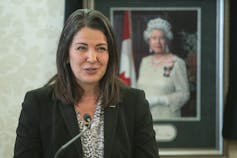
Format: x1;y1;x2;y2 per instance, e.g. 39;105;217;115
97;47;108;52
76;46;87;51
151;35;166;41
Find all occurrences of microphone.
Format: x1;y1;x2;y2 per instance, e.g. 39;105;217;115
83;113;92;127
53;113;92;158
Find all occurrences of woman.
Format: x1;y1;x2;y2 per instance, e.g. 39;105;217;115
137;17;190;120
14;9;159;158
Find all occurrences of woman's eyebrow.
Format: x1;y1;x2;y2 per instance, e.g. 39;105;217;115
73;42;87;46
96;43;108;46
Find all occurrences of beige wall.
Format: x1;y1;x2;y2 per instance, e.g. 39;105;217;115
0;0;236;158
0;0;64;157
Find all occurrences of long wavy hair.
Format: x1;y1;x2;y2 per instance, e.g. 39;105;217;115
47;9;123;107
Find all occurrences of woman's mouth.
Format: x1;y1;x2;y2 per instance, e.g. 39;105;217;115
84;68;98;74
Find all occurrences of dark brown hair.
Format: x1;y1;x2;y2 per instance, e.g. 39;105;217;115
47;9;123;107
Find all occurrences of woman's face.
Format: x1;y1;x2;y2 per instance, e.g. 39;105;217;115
149;29;167;54
69;27;109;87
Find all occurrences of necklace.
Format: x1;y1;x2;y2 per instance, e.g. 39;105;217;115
151;54;165;66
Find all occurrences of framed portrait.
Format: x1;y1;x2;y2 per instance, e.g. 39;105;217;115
87;0;225;157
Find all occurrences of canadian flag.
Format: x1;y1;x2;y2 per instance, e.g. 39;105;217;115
119;11;136;88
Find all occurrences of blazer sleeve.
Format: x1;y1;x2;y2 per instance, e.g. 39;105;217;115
14;91;43;158
134;90;159;158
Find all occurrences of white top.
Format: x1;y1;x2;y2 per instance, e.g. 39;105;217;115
137;54;190;120
76;101;104;158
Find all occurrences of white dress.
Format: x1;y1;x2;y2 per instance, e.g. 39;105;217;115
137;54;190;120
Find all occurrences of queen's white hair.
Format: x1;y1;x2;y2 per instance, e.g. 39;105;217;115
143;17;173;43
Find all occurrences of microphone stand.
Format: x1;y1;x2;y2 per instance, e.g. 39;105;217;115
54;114;92;158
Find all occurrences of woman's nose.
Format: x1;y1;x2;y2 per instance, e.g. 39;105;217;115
156;38;161;43
86;49;97;62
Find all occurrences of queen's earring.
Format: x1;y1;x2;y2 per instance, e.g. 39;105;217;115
149;48;153;53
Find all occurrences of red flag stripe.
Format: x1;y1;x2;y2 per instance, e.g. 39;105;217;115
119;10;136;87
122;11;130;40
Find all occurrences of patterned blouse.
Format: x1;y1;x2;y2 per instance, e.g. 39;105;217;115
75;102;104;158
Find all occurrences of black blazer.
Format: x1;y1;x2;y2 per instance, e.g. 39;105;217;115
14;86;159;158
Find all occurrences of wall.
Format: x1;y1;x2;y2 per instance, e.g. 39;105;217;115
0;0;64;157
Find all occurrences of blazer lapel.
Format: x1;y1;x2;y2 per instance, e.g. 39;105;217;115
58;102;83;157
104;105;119;158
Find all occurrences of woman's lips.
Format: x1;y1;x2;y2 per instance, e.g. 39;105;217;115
84;68;98;74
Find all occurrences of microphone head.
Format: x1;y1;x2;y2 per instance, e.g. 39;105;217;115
83;113;92;127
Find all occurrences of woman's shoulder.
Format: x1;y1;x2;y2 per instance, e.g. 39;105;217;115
170;54;185;62
139;55;153;67
119;87;150;119
24;85;55;101
121;86;144;95
166;54;185;66
169;54;188;74
21;85;56;117
141;54;153;61
120;86;145;102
